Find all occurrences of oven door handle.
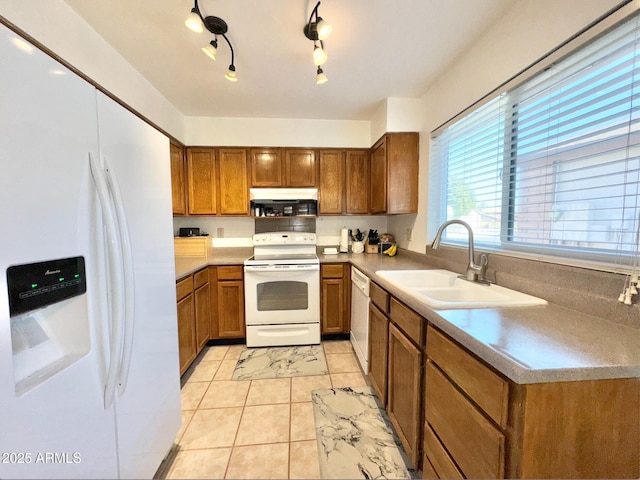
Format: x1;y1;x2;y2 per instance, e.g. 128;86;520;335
244;264;320;272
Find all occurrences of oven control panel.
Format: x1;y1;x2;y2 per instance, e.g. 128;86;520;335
253;232;316;246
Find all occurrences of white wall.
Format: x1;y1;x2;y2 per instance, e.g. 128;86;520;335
370;98;423;143
184;116;371;148
390;0;624;253
0;0;185;142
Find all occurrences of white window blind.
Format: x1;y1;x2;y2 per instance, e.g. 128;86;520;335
430;12;640;264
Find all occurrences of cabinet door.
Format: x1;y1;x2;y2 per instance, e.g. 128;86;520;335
170;143;187;216
425;361;505;479
387;133;419;214
345;150;369;214
318;150;344;214
217;280;246;338
320;264;349;334
219;148;249;215
285;149;316;187
321;278;345;333
187;147;217;214
368;303;389;405
370;138;387;214
194;282;210;352
251;148;282;187
177;294;197;375
388;323;422;467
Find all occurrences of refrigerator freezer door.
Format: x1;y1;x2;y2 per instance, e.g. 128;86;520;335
96;92;181;479
0;25;119;479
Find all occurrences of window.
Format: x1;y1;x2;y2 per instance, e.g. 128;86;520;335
430;12;640;265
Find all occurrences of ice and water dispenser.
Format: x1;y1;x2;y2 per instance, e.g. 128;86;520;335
6;256;90;395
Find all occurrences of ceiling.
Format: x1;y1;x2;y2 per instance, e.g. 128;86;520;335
63;0;513;121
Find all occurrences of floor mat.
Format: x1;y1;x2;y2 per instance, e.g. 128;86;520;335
231;345;328;380
312;386;416;479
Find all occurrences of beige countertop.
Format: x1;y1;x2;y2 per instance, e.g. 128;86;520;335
174;247;640;385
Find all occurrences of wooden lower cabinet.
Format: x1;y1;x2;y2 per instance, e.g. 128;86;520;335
424;324;640;479
320;263;350;334
194;268;210;351
176;276;197;375
210;265;245;339
388;323;423;468
368;302;389;404
426;360;505;479
177;268;211;375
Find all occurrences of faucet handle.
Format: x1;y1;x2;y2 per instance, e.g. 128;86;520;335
478;253;489;281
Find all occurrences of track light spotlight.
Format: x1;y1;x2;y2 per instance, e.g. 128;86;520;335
185;7;204;33
316;17;332;40
225;65;238;82
202;39;217;61
316;66;328;85
313;43;327;66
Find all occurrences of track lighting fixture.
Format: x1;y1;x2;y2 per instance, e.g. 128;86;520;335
185;0;237;82
304;1;332;84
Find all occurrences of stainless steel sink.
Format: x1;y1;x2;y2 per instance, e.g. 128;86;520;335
376;269;547;309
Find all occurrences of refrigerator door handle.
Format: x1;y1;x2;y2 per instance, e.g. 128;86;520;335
89;153;125;409
103;158;135;396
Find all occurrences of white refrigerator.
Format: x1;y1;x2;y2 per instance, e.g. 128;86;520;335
0;22;181;479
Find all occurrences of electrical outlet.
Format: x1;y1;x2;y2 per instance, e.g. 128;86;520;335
217;227;224;238
406;228;412;241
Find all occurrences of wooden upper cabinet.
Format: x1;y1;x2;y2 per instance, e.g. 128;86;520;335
251;148;283;187
370;133;419;214
187;147;216;215
370;138;387;214
170;143;187;216
318;149;344;214
346;150;369;214
218;148;249;215
285;149;316;187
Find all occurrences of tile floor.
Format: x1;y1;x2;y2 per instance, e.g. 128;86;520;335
162;340;367;479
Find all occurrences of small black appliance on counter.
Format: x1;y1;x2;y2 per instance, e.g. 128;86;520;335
178;227;200;237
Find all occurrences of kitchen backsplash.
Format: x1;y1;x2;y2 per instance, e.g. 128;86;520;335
173;215;389;247
424;245;640;330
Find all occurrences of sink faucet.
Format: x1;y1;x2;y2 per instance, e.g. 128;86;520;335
431;219;488;283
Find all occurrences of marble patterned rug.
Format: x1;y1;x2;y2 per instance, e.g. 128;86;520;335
231;345;329;380
312;386;416;479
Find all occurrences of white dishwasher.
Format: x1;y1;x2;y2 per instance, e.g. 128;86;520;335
350;266;370;373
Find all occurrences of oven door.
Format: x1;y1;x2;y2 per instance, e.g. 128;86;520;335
243;264;320;326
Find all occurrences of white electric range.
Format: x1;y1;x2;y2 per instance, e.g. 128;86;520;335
243;232;320;347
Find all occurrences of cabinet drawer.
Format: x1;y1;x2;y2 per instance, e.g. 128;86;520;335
217;265;243;280
423;423;464;479
425;361;505;479
427;326;509;428
321;264;344;279
194;268;209;289
176;276;193;301
389;297;424;347
370;281;389;313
